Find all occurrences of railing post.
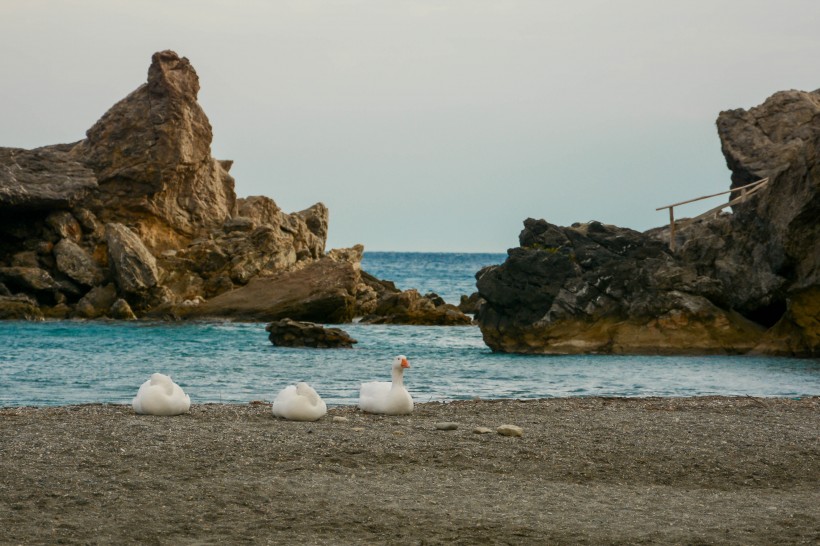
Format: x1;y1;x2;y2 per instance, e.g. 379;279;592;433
668;207;676;251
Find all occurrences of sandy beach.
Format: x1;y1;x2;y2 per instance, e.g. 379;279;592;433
1;397;818;545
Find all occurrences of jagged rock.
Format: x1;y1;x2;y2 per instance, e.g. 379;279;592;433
0;295;43;320
173;250;362;322
109;298;137;320
475;219;764;354
677;88;820;355
72;50;237;252
46;211;82;243
74;284;118;319
360;288;472;326
105;223;159;295
53;239;104;287
72;208;103;239
178;225;299;287
0;267;58;300
354;268;472;325
458;292;484;314
237;196;327;260
0;50;403;324
476;88;819;356
0;146;97;211
223;216;256;233
266;318;357;348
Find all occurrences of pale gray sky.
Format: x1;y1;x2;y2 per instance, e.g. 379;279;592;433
1;1;817;251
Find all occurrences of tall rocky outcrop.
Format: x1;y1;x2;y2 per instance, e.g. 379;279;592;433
71;50;237;251
0;51;329;319
0;51;472;326
475;88;820;357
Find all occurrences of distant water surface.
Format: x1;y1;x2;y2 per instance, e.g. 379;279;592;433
361;251;506;304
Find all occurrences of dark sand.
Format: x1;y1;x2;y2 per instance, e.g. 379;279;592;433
1;397;818;545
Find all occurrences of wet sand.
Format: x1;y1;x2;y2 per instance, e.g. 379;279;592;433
1;397;818;545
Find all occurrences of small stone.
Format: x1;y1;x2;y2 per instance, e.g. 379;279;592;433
332;416;349;423
352;427;364;432
392;431;405;437
434;422;458;431
496;424;524;437
473;427;493;434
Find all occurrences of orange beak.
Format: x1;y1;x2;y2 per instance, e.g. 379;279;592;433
401;357;410;368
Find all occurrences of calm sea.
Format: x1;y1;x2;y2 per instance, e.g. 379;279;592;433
1;252;818;407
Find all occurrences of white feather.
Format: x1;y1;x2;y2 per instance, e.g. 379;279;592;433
272;382;327;421
132;373;191;416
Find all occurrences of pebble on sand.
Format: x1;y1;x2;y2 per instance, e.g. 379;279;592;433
435;422;459;430
473;427;493;434
497;424;524;437
332;416;349;423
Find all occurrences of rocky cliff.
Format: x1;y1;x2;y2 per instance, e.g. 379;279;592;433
0;51;470;326
475;88;820;357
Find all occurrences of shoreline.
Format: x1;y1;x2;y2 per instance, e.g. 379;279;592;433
2;397;818;544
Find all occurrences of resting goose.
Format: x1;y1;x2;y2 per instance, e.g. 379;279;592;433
132;373;191;416
272;382;327;421
358;355;413;415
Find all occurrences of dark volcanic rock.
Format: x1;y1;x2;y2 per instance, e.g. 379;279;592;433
266;318;357;348
475;219;762;354
476;87;820;357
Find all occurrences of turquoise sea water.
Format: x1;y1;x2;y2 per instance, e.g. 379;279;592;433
1;252;818;407
360;251;504;304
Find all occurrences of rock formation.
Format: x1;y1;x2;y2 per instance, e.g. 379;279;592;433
476;88;820;357
266;318;357;348
0;51;330;320
0;50;472;326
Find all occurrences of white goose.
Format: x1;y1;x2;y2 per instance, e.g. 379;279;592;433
132;373;191;416
272;382;327;421
358;355;414;415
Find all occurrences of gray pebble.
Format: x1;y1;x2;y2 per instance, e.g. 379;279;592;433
497;424;524;437
434;422;458;431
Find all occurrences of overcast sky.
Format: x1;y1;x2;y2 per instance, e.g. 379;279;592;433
1;1;817;251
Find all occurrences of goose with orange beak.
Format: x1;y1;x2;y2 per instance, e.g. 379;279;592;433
358;355;414;415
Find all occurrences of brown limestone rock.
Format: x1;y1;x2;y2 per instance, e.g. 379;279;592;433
53;239;105;287
105;223;159;295
174;250;362;322
0;146;97;211
73;50;236;251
